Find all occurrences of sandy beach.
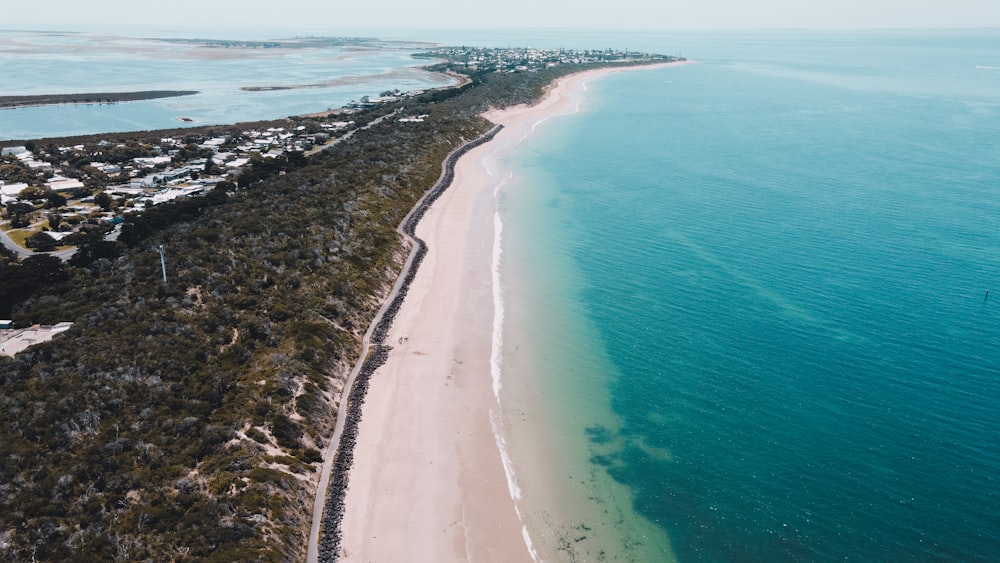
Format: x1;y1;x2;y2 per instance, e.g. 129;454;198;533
337;61;688;562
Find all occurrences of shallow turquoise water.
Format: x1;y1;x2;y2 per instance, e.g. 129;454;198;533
501;30;1000;561
0;31;451;139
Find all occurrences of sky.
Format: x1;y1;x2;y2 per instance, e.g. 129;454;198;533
2;0;999;32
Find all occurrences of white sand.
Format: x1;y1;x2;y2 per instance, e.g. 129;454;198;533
338;61;689;562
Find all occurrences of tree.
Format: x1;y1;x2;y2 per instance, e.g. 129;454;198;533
10;213;30;229
25;231;57;252
6;201;35;229
18;186;48;202
0;253;68;318
20;253;67;284
5;201;33;217
45;191;67;209
68;240;120;268
95;191;114;211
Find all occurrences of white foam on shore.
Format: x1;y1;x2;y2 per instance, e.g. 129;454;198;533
483;75;599;562
490;409;543;563
477;66;687;563
488;165;517;401
490;173;509;400
488;162;544;562
489;410;521;503
523;117;549;141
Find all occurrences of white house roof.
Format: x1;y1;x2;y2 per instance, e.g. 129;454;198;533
0;183;29;197
47;178;85;192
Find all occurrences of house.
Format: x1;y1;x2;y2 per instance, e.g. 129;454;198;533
133;156;172;168
399;114;429;123
91;162;122;174
0;182;30;198
46;231;73;242
199;137;228;151
154;167;195;184
1;146;28;157
106;184;144;196
47;178;86;192
322;121;354;130
131;174;159;189
26;160;53;173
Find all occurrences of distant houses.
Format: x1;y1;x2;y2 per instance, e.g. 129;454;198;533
0;45;677;249
399;114;429;123
426;45;681;74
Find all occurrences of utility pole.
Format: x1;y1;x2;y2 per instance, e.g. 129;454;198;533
157;245;167;283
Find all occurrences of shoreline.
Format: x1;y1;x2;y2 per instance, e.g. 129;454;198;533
329;60;690;562
309;125;503;562
480;60;690;563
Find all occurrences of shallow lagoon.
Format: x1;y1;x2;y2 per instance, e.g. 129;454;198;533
0;31;453;139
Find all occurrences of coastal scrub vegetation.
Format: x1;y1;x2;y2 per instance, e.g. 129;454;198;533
0;52;671;561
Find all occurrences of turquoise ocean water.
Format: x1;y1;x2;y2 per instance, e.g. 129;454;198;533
495;30;1000;561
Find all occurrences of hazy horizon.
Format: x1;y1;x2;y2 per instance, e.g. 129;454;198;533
3;0;999;34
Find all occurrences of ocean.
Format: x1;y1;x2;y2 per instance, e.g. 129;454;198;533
6;26;1000;561
493;30;1000;562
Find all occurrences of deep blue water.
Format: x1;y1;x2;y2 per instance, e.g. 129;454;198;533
504;31;1000;561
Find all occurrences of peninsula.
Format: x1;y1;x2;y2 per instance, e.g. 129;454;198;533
0;44;683;561
0;90;199;110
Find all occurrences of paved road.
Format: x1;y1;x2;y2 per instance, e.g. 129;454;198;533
0;228;76;261
0;227;33;258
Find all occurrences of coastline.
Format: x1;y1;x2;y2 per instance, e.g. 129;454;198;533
309;126;503;562
333;60;689;562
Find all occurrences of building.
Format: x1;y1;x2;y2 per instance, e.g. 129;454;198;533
0;182;30;198
46;178;86;192
1;146;28;157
